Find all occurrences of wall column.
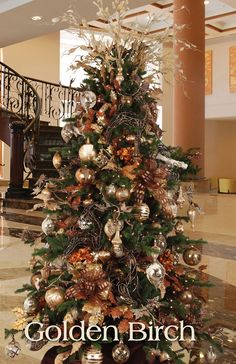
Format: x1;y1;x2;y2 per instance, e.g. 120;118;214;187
173;0;205;175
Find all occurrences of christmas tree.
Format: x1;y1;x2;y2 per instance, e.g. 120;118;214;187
5;1;218;363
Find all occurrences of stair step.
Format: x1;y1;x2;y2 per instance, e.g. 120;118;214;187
40;125;62;133
32;168;59;178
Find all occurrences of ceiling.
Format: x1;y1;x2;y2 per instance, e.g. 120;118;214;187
0;0;236;48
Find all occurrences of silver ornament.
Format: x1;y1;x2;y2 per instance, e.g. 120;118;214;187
133;203;150;221
77;215;93;230
61;124;74;143
146;262;165;288
79;139;97;162
175;221;184;235
183;246;201;266
153;233;167;258
206;346;217;363
176;186;185;208
112;340;130;363
5;340;21;358
82;346;103;364
104;184;117;198
80;91;97;110
41;215;55;235
187;205;197;231
23;296;37;314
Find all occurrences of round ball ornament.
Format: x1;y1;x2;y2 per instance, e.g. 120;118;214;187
80;91;97;110
104;184;117;199
153;233;167;255
61;125;74;143
146;262;165;289
5;340;21;358
31;273;42;289
45;287;65;310
175;221;184;235
82;346;103;364
41;215;55;235
52;152;62;169
179;289;193;304
115;186;131;202
23;296;37;314
133;203;150;222
75;167;95;185
112;340;130;364
79;139;97;162
183;246;201;266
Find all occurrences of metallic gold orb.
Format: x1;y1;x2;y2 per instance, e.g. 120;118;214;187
121;95;133;106
179;289;193;304
52;152;62;169
30;273;42;288
23;297;37;314
159;351;171;363
183;246;201;266
82;346;103;364
75;168;95;185
104;184;117;198
112;341;130;363
45;287;65;310
83;198;94;207
115;186;131;202
133;203;150;222
79;140;97;162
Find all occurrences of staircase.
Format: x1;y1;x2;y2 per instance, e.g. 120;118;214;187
0;61;80;197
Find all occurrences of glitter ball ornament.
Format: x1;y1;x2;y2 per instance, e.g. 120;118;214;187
79;139;97;162
80;91;97;110
5;340;21;358
133;203;150;221
146;262;165;288
23;296;37;314
175;221;184;235
75;167;95;185
112;340;130;363
61;124;74;143
115;186;131;202
206;346;217;363
41;215;54;235
183;246;201;266
81;346;103;364
104;184;117;198
179;289;193;304
45;287;65;310
52;152;62;169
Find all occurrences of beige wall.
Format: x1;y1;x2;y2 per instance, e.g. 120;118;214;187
205;119;236;179
1;32;60;180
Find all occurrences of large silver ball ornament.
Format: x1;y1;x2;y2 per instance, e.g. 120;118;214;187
81;346;103;364
146;262;165;288
79;140;97;162
183;246;201;266
41;215;55;235
80;91;97;110
112;341;130;364
23;296;37;314
133;203;150;222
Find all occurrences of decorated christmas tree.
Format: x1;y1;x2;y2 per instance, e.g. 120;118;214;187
5;1;218;363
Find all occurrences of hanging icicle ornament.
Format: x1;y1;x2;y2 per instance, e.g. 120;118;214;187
111;229;124;258
176;186;185;208
146;261;165;289
41;215;55;235
206;346;217;363
187;204;197;231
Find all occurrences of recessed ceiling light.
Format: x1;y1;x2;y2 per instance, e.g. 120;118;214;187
31;15;42;21
204;0;210;5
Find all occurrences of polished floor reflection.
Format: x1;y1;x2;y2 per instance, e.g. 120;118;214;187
0;193;236;363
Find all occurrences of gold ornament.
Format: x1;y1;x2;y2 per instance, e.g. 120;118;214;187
30;273;42;290
41;215;54;235
187;205;197;231
112;340;130;363
121;95;133;106
82;346;103;364
190;348;205;363
115;186;131;202
146;262;165;289
111;230;124;258
93;250;111;263
45;287;65;310
133;203;150;222
179;332;195;350
183;246;201;266
80;91;97;110
159;351;171;363
52;152;62;169
5;340;21;358
175;221;184;235
179;289;193;304
176;186;185;208
75;167;95;185
104;184;117;198
40;185;52;201
23;297;37;314
79;139;97;162
97;281;112;300
116;67;124;85
83;198;94;207
104;218;124;240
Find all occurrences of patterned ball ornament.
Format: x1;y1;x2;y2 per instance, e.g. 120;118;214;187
146;262;165;288
45;287;65;310
5;340;21;358
81;346;103;364
133;203;150;221
183;246;201;266
112;340;130;363
75;168;95;185
61;125;74;143
23;296;37;314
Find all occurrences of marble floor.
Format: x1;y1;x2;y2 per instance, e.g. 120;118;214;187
0;192;236;363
